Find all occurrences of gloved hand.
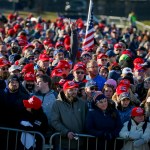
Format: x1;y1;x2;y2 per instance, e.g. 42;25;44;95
133;139;145;147
104;132;112;140
129;132;140;140
20;121;33;127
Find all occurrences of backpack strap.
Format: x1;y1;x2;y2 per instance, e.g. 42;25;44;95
142;121;147;133
128;119;147;133
127;119;132;131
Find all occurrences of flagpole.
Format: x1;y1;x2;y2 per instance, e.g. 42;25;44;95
82;0;94;49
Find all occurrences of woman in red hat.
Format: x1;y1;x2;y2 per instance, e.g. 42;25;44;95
119;107;150;150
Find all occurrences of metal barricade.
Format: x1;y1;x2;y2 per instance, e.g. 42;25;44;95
0;126;48;150
48;132;126;150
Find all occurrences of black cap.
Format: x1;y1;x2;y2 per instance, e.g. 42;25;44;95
19;57;29;65
8;75;20;84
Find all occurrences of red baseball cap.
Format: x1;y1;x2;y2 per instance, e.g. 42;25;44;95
23;96;42;110
43;39;51;46
39;54;49;61
134;64;145;71
73;62;86;71
55;41;64;48
55;60;70;69
122;50;132;57
7;29;15;36
51;68;64;77
133;58;144;65
131;107;144;117
21;63;34;74
114;43;122;49
23;44;35;51
0;58;10;67
97;53;108;59
35;23;43;31
24;72;36;81
18;40;28;47
14;24;21;32
119;79;130;88
59;79;68;87
63;81;79;91
116;84;129;95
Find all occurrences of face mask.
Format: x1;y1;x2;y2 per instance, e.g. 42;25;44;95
26;83;35;92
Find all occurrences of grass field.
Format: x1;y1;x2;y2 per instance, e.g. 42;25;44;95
2;10;58;21
2;10;150;27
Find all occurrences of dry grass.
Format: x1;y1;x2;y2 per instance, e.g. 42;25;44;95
141;21;150;26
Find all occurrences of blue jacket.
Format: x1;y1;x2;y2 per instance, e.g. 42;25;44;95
118;106;134;124
86;108;123;138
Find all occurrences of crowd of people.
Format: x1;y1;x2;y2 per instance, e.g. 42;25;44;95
0;11;150;150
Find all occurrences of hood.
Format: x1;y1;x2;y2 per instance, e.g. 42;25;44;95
57;91;78;104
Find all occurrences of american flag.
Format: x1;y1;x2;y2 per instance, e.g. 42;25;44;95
82;0;94;50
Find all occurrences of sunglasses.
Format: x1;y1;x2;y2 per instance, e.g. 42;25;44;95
102;46;108;48
101;59;107;61
0;50;7;53
90;86;98;91
76;71;84;75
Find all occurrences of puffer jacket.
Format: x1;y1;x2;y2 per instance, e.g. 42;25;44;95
117;104;134;124
119;119;150;150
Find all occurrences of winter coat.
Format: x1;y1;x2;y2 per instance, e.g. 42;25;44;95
119;119;150;150
117;105;134;124
4;88;30;128
51;91;88;149
85;107;122;150
34;90;56;126
86;108;122;138
51;91;88;135
19;108;48;135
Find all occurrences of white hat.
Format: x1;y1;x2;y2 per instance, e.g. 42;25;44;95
146;97;150;103
9;65;21;73
122;67;133;75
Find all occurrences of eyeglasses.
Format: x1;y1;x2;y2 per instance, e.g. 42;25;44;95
0;67;8;71
101;59;107;61
145;81;150;84
115;49;122;51
76;71;84;75
28;57;34;60
90;86;98;91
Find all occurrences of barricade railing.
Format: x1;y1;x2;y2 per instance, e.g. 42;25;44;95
0;126;47;150
99;15;150;31
48;132;127;150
